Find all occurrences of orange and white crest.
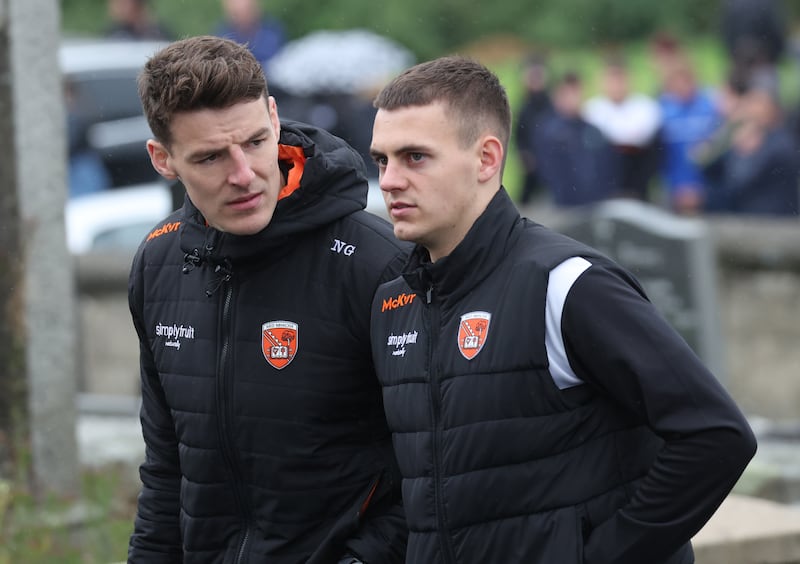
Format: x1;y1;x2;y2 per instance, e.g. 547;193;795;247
262;321;298;370
457;311;491;360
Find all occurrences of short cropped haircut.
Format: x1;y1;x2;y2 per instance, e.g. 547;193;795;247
373;55;511;151
138;35;268;145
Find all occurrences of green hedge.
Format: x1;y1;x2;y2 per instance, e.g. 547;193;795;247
62;0;734;60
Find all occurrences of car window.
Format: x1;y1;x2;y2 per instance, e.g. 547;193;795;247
69;71;144;124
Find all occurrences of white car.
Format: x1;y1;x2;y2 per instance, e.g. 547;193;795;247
66;179;387;255
66;183;175;255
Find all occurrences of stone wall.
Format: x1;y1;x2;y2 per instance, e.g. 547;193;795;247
75;212;800;422
710;217;800;421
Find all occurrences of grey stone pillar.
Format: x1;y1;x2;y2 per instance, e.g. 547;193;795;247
0;0;27;481
0;0;80;497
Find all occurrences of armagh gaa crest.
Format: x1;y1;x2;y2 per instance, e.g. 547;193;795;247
262;321;298;370
457;311;491;360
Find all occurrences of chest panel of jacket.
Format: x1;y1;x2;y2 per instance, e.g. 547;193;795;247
140;222;394;531
371;227;661;562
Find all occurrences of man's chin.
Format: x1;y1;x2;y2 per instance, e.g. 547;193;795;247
393;225;419;245
217;214;274;236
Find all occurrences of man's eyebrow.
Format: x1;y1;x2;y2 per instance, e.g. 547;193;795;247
248;127;270;140
187;127;272;161
370;144;431;158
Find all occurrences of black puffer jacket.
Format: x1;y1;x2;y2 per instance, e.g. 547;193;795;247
128;121;410;564
370;189;755;563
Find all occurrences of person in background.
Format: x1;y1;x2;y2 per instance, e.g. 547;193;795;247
64;79;112;198
128;36;409;564
648;31;686;95
657;56;722;214
701;77;799;215
534;70;619;207
513;53;552;205
214;0;287;66
583;54;662;201
720;0;787;92
693;67;751;212
368;54;756;563
105;0;172;41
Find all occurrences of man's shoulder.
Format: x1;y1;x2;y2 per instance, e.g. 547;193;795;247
320;211;411;282
373;273;412;307
131;209;184;268
512;221;611;272
334;210;412;253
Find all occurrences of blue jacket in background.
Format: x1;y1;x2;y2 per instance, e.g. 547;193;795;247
658;88;722;200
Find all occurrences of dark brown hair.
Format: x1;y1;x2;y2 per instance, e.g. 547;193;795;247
138;35;268;145
373;55;511;150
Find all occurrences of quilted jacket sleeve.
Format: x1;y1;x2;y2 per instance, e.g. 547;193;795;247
127;252;183;563
561;263;757;564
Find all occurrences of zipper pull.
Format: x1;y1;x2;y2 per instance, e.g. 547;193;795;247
426;285;433;304
182;249;201;274
205;260;233;297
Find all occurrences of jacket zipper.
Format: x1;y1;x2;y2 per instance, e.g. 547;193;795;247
215;280;253;564
425;285;458;563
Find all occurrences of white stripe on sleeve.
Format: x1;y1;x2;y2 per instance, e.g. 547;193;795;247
545;256;592;389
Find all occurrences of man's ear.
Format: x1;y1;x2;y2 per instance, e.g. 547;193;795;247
268;95;281;138
146;139;179;180
477;135;504;183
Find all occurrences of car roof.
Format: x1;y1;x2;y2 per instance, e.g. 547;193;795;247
59;38;169;75
66;182;174;254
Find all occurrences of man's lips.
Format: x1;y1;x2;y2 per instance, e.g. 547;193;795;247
389;201;415;218
228;192;261;210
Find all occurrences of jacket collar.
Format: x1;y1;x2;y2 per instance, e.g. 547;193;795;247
403;187;522;304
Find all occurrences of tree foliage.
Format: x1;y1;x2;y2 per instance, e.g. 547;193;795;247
62;0;736;60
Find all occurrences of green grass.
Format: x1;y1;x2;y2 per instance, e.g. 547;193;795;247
0;468;136;564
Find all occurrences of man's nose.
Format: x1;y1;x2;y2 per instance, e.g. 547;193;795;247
379;160;406;193
228;146;256;187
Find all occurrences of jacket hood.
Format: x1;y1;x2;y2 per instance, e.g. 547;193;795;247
179;120;368;263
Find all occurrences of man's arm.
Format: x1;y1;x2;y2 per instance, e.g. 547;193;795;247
557;261;757;563
127;269;183;563
339;240;410;563
342;480;407;564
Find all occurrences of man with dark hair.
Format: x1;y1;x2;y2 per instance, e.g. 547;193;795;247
368;55;756;563
128;35;409;563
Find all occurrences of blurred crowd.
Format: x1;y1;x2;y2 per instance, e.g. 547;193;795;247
73;0;800;219
515;0;800;217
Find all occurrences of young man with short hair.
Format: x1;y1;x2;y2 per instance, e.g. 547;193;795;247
368;55;756;564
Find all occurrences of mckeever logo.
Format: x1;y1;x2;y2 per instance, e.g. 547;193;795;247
387;330;418;357
155;322;196;351
382;292;416;312
147;221;180;241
